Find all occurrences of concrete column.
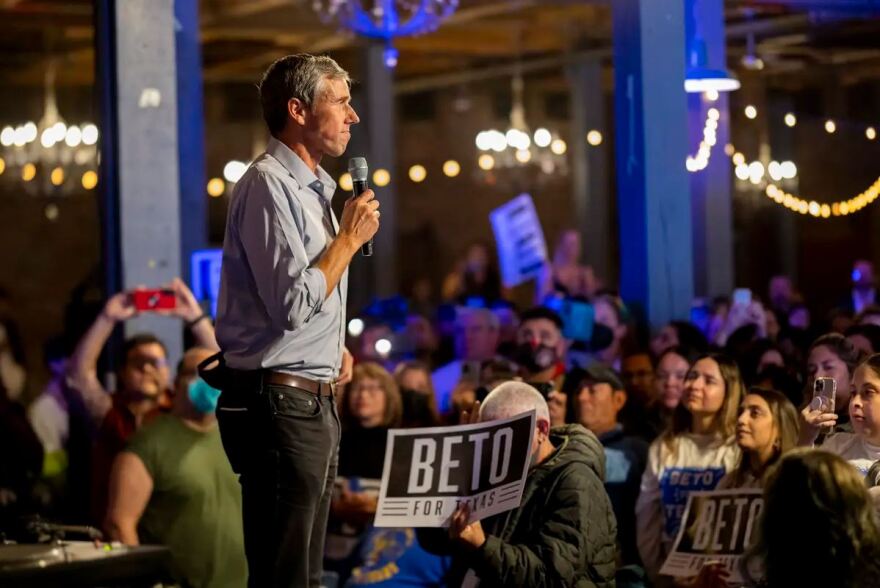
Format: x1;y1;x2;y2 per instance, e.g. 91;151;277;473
612;0;693;327
95;0;182;366
347;40;398;312
567;59;612;282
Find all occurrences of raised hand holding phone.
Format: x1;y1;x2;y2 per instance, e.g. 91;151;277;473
800;376;839;444
130;288;176;311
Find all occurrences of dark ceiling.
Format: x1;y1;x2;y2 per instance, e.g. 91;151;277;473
2;0;880;90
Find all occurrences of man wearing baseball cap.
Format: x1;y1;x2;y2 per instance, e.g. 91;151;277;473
574;363;648;569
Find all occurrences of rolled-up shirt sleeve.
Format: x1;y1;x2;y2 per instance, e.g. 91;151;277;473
237;171;327;331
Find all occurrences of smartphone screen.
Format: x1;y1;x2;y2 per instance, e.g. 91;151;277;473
732;288;752;307
131;289;176;311
811;377;837;414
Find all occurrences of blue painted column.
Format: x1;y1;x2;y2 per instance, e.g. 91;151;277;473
612;0;693;327
687;0;733;298
175;0;207;283
95;0;183;367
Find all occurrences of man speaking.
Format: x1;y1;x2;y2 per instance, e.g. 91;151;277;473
214;54;379;588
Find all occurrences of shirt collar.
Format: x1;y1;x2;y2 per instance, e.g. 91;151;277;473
266;137;337;202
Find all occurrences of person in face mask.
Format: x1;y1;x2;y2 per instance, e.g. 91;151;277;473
105;347;247;588
515;307;569;426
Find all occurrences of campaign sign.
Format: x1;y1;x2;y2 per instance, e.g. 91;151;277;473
374;411;536;528
489;194;548;288
660;489;764;583
190;248;223;317
659;466;727;539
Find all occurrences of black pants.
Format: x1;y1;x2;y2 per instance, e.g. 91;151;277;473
217;376;340;588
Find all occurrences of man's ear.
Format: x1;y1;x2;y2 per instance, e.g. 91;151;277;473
287;97;308;126
537;418;551;437
612;389;627;411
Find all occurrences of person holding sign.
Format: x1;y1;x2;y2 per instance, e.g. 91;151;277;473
802;353;880;476
717;388;800;490
438;381;617;587
636;353;744;584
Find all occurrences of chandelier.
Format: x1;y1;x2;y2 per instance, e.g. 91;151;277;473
0;60;99;196
311;0;459;67
474;73;568;178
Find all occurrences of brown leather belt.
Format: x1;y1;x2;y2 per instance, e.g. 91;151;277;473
264;372;335;396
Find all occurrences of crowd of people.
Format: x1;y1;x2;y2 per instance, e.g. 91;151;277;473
5;244;880;587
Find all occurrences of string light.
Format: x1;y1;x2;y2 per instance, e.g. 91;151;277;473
586;130;603;146
373;169;391;187
744;105;757;119
784;113;797;127
687;109;718;173
825;120;837;134
81;170;98;190
478;154;495;171
339;172;353;192
22;163;36;182
408;164;427;183
550;139;567;155
868;127;877;141
206;177;225;197
763;178;880;218
442;160;460;177
50;167;64;186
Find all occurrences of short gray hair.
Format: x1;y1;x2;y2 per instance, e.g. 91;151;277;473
259;53;351;135
457;307;500;331
480;381;549;424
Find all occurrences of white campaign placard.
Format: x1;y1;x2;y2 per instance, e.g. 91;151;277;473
660;489;764;583
489;194;548;288
374;411;536;528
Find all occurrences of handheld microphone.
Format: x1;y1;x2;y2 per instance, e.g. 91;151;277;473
348;157;372;257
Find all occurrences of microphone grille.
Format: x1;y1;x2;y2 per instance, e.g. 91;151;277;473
348;157;368;181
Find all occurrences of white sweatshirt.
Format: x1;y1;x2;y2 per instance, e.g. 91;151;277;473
820;432;880;477
635;433;740;579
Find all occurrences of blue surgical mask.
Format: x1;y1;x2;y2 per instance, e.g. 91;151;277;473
188;377;221;414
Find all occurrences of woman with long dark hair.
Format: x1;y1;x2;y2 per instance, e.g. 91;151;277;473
636;353;744;583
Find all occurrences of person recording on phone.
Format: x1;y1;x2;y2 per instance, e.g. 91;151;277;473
801;333;861;437
801;354;880;476
211;54;378;588
65;278;218;524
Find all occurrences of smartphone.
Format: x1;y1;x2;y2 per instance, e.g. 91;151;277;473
811;377;837;414
130;289;176;311
732;288;752;307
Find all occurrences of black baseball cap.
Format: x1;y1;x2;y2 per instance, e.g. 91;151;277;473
582;363;625;392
